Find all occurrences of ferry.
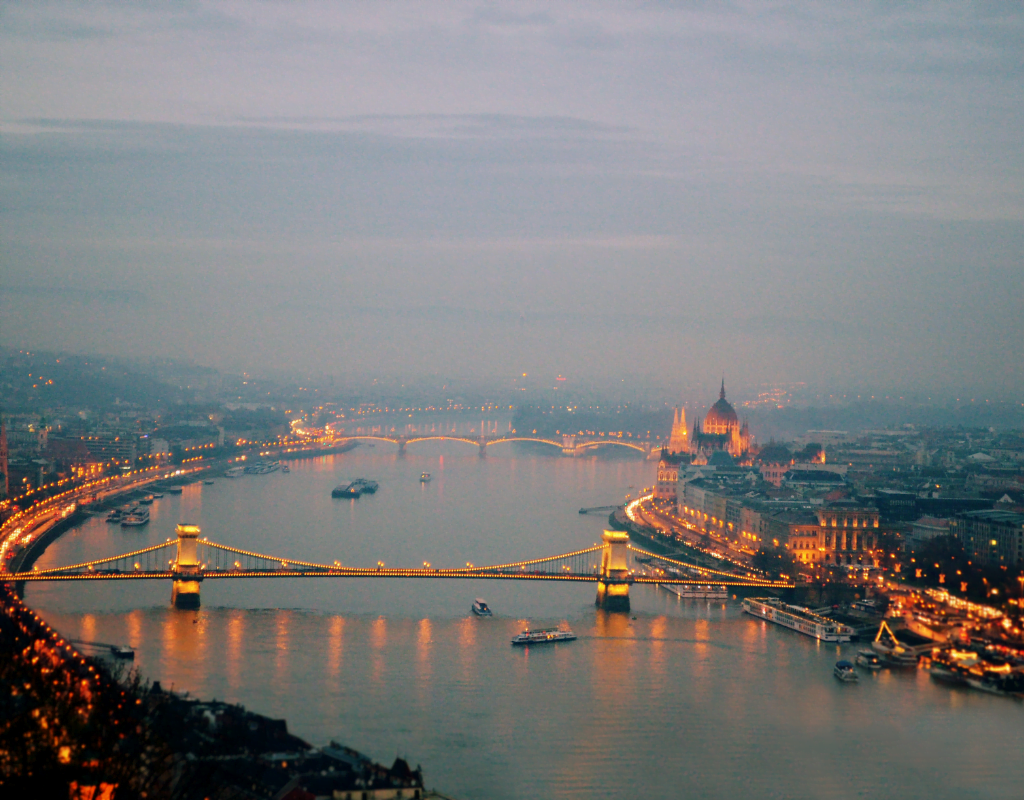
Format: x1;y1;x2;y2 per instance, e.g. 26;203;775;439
420;472;432;483
511;627;577;646
224;466;245;478
742;597;855;642
472;599;492;616
855;650;883;670
834;660;859;683
121;507;150;527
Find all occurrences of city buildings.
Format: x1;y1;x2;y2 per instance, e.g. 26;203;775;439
951;510;1024;568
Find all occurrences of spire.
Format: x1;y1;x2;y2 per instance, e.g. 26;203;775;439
719;377;726;401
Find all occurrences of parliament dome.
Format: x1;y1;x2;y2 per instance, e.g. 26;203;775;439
703;380;738;433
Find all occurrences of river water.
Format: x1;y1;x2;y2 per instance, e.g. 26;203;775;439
27;443;1024;799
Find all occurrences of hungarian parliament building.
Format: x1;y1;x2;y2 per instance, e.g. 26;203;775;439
667;380;752;461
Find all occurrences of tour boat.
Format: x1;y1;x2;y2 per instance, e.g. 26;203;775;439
420;472;432;483
742;597;855;642
332;483;360;498
105;509;123;523
855;650;883;670
121;507;150;527
511;627;577;646
110;645;135;660
472;599;492;616
834;660;859;682
224;466;245;478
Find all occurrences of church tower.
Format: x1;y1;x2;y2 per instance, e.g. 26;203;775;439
668;407;688;454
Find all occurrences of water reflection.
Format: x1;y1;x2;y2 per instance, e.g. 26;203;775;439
327;616;345;682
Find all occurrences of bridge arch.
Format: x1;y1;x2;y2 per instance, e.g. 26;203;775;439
574;440;648;454
482;437;564;450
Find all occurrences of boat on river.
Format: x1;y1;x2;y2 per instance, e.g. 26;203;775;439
511;627;576;646
742;597;854;642
856;650;883;670
420;472;432;483
121;507;150;527
834;660;859;682
472;599;492;616
224;466;245;478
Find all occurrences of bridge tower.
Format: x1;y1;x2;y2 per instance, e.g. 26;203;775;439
596;529;630;612
562;434;577;457
171;523;203;609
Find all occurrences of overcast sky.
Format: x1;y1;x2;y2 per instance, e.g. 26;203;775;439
2;1;1022;399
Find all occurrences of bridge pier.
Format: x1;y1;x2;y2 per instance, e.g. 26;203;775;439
596;530;631;612
397;439;407;456
171;523;203;609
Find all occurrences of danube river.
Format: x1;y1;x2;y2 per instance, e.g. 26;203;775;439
27;444;1024;799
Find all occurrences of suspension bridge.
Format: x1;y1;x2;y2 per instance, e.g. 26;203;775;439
11;525;792;611
337;433;658;457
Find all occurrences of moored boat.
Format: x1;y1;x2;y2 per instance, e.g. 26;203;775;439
742;597;855;642
121;507;150;527
224;466;245;478
472;599;492;616
511;627;577;646
110;645;135;659
105;509;123;523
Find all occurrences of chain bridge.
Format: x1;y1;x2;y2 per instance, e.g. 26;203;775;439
12;525;791;611
337;433;656;457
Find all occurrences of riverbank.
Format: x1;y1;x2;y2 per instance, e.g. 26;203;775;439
0;581;432;797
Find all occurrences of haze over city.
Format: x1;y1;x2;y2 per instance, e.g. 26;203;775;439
2;2;1022;397
3;4;1024;799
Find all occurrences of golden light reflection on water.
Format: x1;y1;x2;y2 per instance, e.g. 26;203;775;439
327;616;345;681
275;610;291;683
81;613;96;644
371;616;387;685
649;615;666;676
227;611;245;691
163;609;206;689
126;610;142;647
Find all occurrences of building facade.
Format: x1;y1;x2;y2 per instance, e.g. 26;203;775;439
950;510;1024;567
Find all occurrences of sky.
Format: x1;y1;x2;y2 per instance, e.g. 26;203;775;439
2;1;1022;400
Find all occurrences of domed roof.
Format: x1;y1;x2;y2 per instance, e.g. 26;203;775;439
704;380;738;428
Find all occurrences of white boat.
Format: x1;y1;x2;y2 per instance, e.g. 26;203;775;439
472;599;492;616
224;466;245;478
511;627;576;646
742;597;855;642
420;472;432;483
855;649;883;670
834;660;859;682
110;645;135;659
121;507;150;527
